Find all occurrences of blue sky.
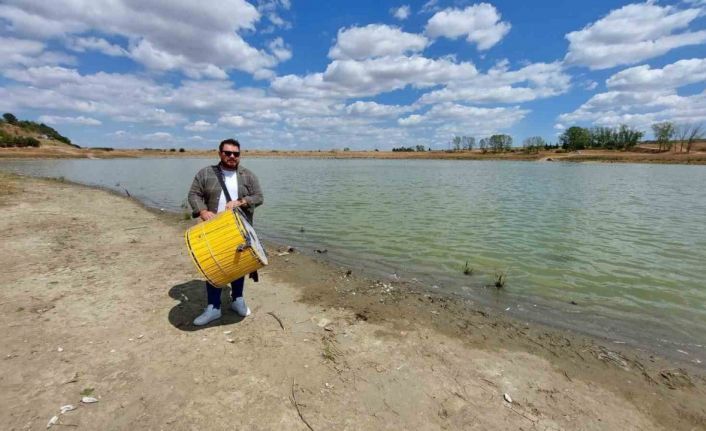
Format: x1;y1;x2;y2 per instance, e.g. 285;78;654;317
1;0;705;149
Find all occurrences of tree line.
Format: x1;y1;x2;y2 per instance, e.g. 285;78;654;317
558;125;643;151
447;121;702;154
650;122;702;153
448;134;559;153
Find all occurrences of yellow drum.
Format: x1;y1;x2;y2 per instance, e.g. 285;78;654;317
185;209;268;287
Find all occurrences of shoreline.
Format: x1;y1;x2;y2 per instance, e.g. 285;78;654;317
2;145;706;165
1;173;705;429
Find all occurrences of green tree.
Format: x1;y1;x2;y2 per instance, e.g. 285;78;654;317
462;136;475;150
489;134;512;152
522;136;546;153
451;136;462;151
3;113;18;125
675;124;703;154
615;124;643;150
415;145;425;152
590;127;616;149
478;138;489;153
651;122;675;152
560;126;591;151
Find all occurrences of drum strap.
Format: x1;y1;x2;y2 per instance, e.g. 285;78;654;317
212;165;234;202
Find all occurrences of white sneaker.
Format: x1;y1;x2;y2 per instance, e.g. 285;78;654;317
193;305;221;326
231;297;251;317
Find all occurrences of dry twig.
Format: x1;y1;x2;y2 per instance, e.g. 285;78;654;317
267;311;285;330
290;380;314;431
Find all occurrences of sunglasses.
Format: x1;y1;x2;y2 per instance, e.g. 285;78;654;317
222;151;240;157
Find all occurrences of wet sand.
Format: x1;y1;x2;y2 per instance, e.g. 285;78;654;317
1;172;704;430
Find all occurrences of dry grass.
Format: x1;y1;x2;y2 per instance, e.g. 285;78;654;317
0;173;21;205
2;143;705;164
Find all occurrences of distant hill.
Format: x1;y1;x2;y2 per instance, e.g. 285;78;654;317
0;113;79;148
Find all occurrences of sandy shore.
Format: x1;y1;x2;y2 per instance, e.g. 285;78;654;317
1;173;704;430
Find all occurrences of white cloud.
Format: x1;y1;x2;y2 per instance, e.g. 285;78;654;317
0;0;280;77
583;80;598;91
0;37;75;69
144;132;172;140
345;101;412;117
184;120;214;132
329;24;429;60
272;55;478;99
257;0;292;29
606;58;706;91
0;66;186;125
219;115;249;127
38;115;102;125
420;0;441;14
396;103;528;144
565;2;706;70
268;37;292;62
392;5;411;20
417;61;570;104
425;3;511;50
558;59;706;130
398;114;424;126
66;37;127;57
128;39;229;80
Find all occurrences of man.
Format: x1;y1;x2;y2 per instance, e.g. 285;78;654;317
187;138;263;325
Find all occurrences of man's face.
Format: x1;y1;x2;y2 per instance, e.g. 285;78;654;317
220;143;240;169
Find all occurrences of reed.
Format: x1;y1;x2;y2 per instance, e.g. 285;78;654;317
494;271;506;288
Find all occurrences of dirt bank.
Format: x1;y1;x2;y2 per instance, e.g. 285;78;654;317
2;145;706;165
1;173;704;430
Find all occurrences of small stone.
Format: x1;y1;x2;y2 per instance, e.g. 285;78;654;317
47;415;59;428
503;393;512;403
223;330;232;335
60;405;76;414
81;397;99;404
226;338;235;343
57;347;64;353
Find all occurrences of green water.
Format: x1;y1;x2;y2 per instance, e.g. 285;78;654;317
3;158;705;362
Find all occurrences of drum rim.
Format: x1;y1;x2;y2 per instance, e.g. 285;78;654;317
233;209;268;265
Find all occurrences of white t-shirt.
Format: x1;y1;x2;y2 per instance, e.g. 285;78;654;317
217;169;239;213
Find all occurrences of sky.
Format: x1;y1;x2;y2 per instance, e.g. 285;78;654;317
1;0;705;150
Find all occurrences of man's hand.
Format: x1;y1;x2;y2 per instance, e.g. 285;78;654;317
199;210;216;221
225;199;247;210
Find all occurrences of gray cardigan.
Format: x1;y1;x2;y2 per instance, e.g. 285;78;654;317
187;163;263;223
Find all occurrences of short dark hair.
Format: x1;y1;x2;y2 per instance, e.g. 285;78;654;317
219;138;240;152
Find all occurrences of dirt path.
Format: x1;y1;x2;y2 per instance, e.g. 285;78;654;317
1;173;704;430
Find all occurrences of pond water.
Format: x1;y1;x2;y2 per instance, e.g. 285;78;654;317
2;157;705;362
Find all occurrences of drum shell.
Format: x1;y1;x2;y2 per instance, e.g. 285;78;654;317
184;210;265;287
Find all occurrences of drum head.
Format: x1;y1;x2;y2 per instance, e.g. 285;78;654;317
240;214;268;265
